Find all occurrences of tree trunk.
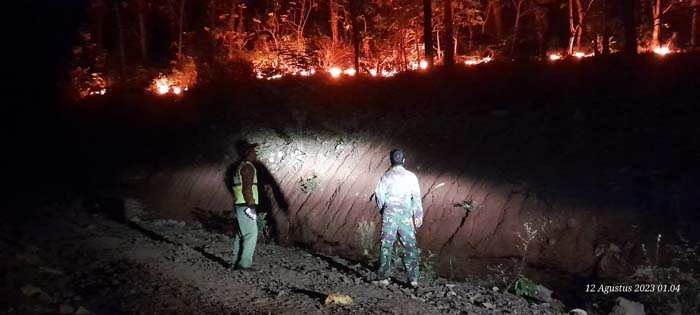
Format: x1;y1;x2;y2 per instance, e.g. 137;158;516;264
298;0;306;50
416;31;421;62
568;0;575;54
137;0;148;64
602;0;610;55
692;6;698;47
113;0;126;71
652;0;662;48
491;0;503;40
593;36;600;55
178;0;186;60
535;6;549;60
511;0;523;56
454;28;459;57
436;29;441;60
423;0;433;67
95;0;106;46
621;0;637;55
349;0;361;71
575;0;584;50
330;0;339;58
469;26;474;51
401;30;407;70
444;0;454;67
482;2;492;34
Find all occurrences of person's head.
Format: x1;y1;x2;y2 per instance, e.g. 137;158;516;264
390;149;406;166
236;140;259;161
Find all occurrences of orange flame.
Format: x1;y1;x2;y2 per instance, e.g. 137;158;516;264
549;54;562;61
329;67;342;78
653;46;670;56
151;74;187;96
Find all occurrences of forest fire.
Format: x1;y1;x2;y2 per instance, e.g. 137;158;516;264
653;46;672;56
89;88;107;96
549;54;563;61
329;67;342;78
151;74;188;96
72;69;108;98
572;52;591;58
70;0;697;93
463;56;492;66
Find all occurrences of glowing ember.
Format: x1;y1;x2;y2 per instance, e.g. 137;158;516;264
419;60;428;70
463;56;492;66
381;69;398;77
88;89;106;96
73;70;108;98
653;46;670;56
369;69;378;77
172;86;182;95
329;67;342;78
572;52;593;59
549;54;562;61
343;68;356;76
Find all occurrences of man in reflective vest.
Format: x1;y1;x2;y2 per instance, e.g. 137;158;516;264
231;142;260;271
374;149;424;287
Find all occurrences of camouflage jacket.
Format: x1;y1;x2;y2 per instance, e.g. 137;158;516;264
375;165;423;219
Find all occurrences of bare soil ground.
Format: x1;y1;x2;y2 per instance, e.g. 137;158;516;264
1;203;564;315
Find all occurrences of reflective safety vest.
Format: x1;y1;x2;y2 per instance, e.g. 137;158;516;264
233;161;258;206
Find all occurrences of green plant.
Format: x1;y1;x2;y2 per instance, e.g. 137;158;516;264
391;244;405;272
419;248;437;281
486;263;512;288
299;173;320;193
484;220;544;293
513;275;537;298
625;233;700;314
257;212;271;243
355;220;377;262
506;220;539;291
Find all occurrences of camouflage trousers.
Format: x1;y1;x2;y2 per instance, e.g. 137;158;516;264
377;210;420;282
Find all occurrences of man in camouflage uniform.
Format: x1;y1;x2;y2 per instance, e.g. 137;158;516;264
374;149;424;287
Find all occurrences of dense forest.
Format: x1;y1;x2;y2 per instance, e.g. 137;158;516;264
71;0;698;96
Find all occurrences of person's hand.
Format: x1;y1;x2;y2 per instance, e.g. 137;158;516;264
414;217;423;228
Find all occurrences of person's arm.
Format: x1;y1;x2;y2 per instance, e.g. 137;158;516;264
411;175;424;227
375;176;387;210
240;164;256;208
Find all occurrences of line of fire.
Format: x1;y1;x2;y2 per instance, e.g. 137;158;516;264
71;0;699;97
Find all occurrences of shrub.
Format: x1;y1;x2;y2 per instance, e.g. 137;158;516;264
355;220;377;262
